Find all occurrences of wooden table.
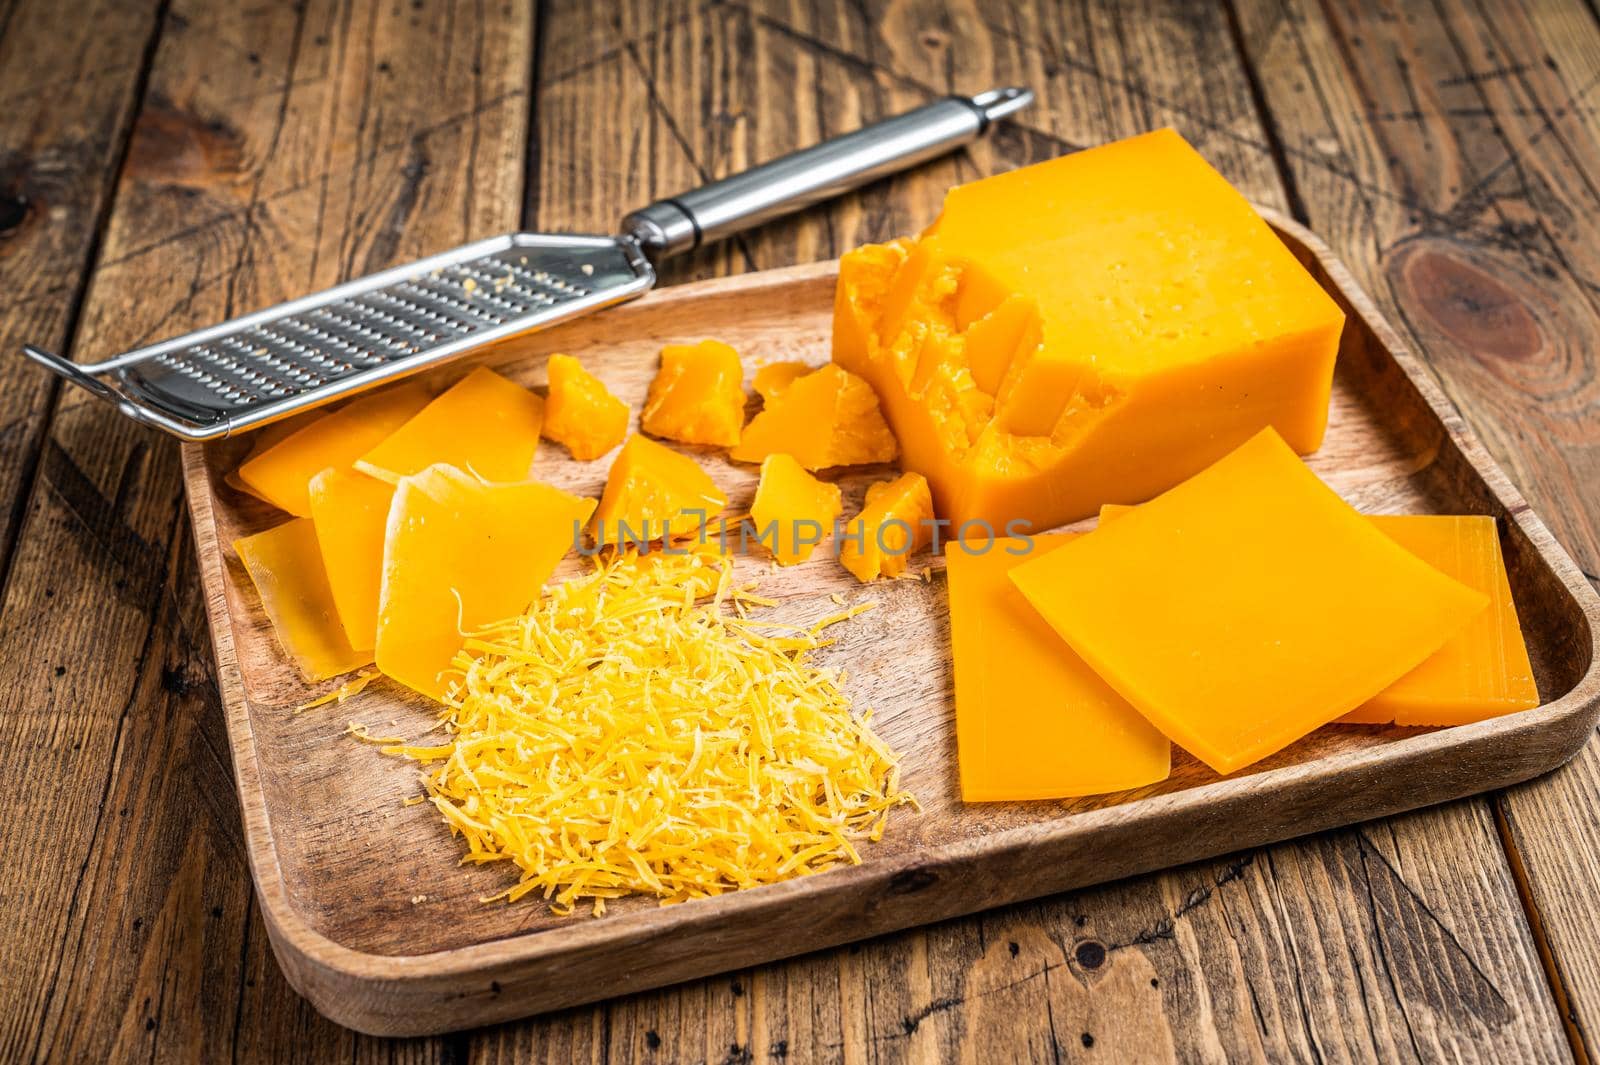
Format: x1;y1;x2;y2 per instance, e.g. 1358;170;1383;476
2;0;1597;1060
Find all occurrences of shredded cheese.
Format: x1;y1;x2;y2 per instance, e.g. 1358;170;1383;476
382;546;916;916
294;670;376;713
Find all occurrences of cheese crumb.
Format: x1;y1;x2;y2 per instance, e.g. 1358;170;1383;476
382;546;916;915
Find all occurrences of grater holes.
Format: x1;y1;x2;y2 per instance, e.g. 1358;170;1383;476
348;291;456;345
217;334;327;389
307;303;428;356
447;262;565;315
393;278;505;329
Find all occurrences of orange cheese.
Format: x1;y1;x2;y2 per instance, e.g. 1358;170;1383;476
1341;516;1538;726
753;360;812;400
355;366;543;484
1099;505;1541;727
641;339;746;447
543;353;629;460
235;519;370;681
590;434;728;545
749;454;843;565
1013;429;1487;775
375;465;595;700
839;472;934;583
237;383;431;516
225;415;316;501
834;128;1345;530
307;467;394;651
730;364;898;470
946;535;1169;800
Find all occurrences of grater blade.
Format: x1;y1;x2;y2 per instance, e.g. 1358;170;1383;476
22;233;654;441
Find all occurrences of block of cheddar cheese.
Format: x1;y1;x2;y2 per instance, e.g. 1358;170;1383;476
235;519;371;682
237;383;431;516
376;465;594;700
1013;429;1487;775
947;535;1170;800
834;128;1346;530
355;366;544;484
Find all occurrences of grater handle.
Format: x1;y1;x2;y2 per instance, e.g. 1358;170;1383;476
620;87;1033;258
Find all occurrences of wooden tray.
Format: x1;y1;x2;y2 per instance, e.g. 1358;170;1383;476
182;210;1600;1036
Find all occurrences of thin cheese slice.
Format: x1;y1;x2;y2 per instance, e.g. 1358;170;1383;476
947;535;1169;800
224;415;317;501
235;519;371;682
308;467;394;651
1100;505;1541;728
237;383;431;516
1014;428;1488;775
376;465;595;700
1343;516;1539;725
355;366;544;484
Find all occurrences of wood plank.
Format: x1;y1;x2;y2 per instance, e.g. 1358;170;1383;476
1231;0;1600;1058
0;0;530;1059
0;0;165;578
488;0;1570;1057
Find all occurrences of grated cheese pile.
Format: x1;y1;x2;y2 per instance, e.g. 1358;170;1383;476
380;546;916;916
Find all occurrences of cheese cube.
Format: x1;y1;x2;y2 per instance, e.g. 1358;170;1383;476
749;454;843;565
641;339;746;447
731;364;898;471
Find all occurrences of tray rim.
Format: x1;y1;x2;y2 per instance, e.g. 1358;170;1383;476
181;208;1600;1034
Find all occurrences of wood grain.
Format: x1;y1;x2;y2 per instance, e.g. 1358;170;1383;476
1230;0;1600;1058
6;0;1600;1059
0;0;165;578
0;0;532;1059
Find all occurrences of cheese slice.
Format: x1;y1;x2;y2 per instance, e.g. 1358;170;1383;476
237;383;431;516
224;415;317;501
749;454;843;565
355;366;544;484
834;128;1345;530
235;519;371;682
308;467;394;651
1014;429;1487;775
1100;505;1541;728
376;465;595;700
947;535;1169;800
1342;516;1539;725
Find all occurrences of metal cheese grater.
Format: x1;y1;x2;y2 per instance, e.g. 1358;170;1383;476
22;88;1033;442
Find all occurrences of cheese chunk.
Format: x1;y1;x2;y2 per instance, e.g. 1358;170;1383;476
641;339;746;447
355;366;543;484
834;128;1345;530
750;454;843;565
308;467;394;651
1100;505;1541;727
590;434;728;545
1013;429;1487;775
543;353;629;461
1341;516;1539;726
237;384;431;516
376;466;595;700
839;472;934;583
731;364;898;470
753;360;812;400
235;519;371;682
947;535;1170;800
